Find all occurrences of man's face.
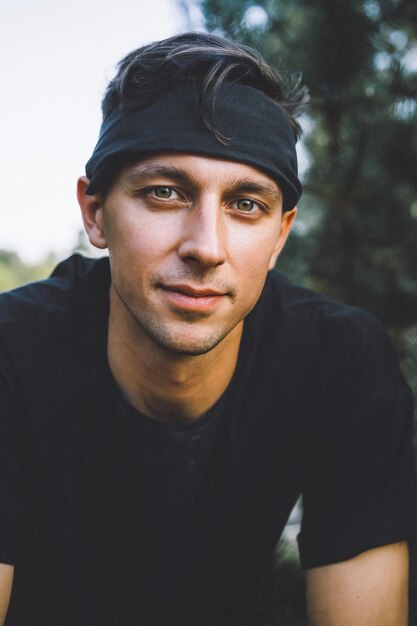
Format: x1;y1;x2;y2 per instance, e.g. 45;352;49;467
80;153;296;356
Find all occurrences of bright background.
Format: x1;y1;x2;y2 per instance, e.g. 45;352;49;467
0;0;205;262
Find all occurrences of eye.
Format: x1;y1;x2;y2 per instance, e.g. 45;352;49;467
236;198;256;212
231;198;264;214
153;186;175;199
140;185;187;207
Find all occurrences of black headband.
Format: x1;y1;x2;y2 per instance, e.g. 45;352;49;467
85;82;301;212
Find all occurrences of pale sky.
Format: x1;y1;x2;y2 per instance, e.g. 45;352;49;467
0;0;311;264
0;0;201;262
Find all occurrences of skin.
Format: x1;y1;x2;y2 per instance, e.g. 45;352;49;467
0;154;408;624
0;547;409;625
77;153;410;625
0;154;295;620
77;153;296;422
306;542;409;626
0;564;13;625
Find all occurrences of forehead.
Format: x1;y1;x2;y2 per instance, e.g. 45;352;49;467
118;152;282;197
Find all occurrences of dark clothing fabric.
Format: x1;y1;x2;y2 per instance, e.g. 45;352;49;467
0;254;416;625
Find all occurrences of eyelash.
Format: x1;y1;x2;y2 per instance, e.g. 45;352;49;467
231;198;263;214
143;186;183;201
142;186;266;215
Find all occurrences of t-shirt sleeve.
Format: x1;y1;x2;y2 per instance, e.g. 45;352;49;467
0;338;26;565
297;309;417;569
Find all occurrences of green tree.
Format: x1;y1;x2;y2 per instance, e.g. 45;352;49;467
0;250;58;292
0;232;98;293
188;0;417;339
184;1;417;622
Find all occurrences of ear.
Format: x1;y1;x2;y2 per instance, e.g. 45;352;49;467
77;176;107;249
268;207;297;270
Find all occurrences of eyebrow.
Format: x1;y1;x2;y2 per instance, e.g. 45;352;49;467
124;165;191;187
124;164;282;202
225;178;282;202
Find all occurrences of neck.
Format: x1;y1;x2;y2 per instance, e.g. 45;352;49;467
107;289;243;423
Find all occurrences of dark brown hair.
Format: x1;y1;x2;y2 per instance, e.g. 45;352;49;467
102;31;307;141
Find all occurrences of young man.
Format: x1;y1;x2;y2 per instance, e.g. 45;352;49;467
0;32;416;625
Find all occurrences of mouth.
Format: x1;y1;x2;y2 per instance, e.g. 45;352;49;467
159;283;228;312
163;284;226;297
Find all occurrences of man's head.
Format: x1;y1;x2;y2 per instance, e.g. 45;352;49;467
78;32;305;357
85;31;307;210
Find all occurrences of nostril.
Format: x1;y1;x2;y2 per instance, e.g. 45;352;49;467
181;252;225;268
177;235;227;267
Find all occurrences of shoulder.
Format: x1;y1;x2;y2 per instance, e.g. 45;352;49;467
258;271;405;399
262;270;393;349
0;255;111;378
0;254;110;327
263;269;377;328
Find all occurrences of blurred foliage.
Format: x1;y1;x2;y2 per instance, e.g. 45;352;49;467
0;232;95;292
187;0;417;622
1;7;417;615
255;540;307;625
0;250;57;292
188;0;417;392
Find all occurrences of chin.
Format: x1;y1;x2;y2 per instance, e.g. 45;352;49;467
144;323;231;357
153;334;225;357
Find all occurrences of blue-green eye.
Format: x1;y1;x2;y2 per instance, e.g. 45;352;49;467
154;186;173;198
237;199;256;212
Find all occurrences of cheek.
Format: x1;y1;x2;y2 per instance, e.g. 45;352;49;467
233;230;279;277
232;245;275;307
109;213;178;264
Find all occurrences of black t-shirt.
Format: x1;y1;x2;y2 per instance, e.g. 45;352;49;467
0;254;416;625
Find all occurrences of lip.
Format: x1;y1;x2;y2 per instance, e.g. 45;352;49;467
159;284;227;312
163;284;225;297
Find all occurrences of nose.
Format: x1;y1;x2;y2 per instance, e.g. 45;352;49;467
177;200;227;268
